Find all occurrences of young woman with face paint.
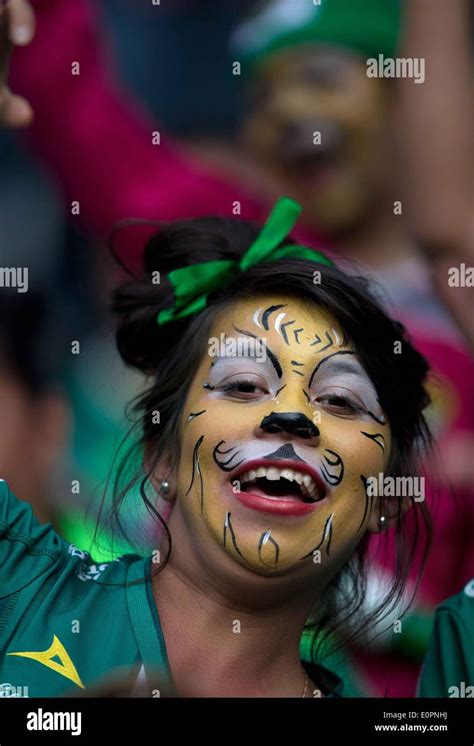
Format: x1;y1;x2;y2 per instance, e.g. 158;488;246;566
0;199;432;698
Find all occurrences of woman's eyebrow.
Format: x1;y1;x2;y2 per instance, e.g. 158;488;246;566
308;350;360;387
211;352;263;367
210;346;283;379
232;325;283;379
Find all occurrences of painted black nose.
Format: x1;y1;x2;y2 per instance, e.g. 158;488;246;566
260;412;320;440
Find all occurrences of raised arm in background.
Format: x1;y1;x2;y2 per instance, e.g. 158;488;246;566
2;0;263;245
398;0;474;350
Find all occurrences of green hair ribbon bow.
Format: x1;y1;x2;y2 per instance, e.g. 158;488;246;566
157;196;333;326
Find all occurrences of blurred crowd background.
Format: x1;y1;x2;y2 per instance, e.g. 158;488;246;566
0;0;473;697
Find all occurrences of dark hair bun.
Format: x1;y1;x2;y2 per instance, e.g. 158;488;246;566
112;216;261;372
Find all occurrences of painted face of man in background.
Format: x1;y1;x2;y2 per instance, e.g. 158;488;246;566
242;48;393;236
174;295;391;585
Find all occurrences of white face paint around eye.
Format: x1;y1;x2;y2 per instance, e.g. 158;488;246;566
308;352;386;424
206;340;281;399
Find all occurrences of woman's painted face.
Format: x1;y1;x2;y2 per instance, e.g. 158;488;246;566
175;295;391;580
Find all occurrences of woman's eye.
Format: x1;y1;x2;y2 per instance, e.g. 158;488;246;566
220;380;267;398
316;393;364;415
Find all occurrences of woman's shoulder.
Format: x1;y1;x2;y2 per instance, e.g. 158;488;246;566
0;479;67;596
0;478;144;601
0;480;151;695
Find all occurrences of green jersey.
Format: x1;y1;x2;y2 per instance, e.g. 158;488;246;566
417;580;474;698
0;479;174;697
0;480;342;697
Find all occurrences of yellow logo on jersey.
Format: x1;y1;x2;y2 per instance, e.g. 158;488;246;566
7;635;85;689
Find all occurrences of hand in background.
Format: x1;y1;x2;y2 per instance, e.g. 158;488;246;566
0;0;35;127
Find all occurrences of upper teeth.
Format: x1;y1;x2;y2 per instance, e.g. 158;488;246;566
238;466;322;500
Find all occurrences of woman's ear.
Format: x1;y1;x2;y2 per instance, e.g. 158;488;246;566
144;445;177;504
367;494;412;534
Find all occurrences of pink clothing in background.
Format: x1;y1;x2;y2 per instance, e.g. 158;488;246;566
10;0;265;243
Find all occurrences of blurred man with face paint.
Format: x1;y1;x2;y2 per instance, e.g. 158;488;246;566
235;0;401;251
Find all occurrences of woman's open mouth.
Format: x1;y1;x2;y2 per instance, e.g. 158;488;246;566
231;459;327;516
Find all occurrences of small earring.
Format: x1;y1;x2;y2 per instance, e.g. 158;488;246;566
379;515;386;530
159;481;170;495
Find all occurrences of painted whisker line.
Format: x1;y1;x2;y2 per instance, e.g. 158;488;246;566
213;446;241;467
186;410;206;423
321;465;342;486
300;513;334;559
320;449;344;486
326;516;333;555
214;440;237;455
212;440;245;472
223;512;246;560
292;369;304;376
291;360;304;366
215;453;242;468
197;452;204;514
275;384;287;396
358;475;374;531
258;531;280;568
302;389;311;403
324;449;342;466
360;431;385;452
185;435;204;495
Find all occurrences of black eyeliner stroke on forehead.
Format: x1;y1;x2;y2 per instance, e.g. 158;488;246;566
261;304;286;329
230;325;283;379
215;309;377;393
